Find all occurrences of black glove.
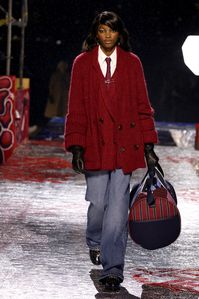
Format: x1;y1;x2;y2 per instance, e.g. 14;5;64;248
144;143;159;171
69;145;85;174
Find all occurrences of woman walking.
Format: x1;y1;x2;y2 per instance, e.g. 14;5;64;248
64;11;159;292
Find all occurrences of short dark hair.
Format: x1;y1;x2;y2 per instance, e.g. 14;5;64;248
82;11;131;52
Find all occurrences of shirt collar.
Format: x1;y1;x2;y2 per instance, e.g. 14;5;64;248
98;46;117;65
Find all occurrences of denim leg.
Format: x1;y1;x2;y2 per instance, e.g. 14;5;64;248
85;169;131;281
85;171;110;250
100;169;131;282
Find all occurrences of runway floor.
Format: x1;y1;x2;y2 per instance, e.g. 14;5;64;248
0;135;199;298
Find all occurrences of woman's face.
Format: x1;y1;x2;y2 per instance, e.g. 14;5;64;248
96;24;119;55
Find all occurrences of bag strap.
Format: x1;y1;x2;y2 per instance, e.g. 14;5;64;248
154;166;168;190
146;165;168;206
142;167;156;206
130;171;149;207
130;164;168;208
146;171;155;206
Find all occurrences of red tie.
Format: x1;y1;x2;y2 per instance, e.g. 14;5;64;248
105;57;111;83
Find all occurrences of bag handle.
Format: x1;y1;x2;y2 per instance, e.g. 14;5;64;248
154;165;168;190
146;164;168;206
130;163;167;208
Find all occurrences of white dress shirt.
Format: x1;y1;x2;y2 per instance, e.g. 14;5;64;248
98;46;117;77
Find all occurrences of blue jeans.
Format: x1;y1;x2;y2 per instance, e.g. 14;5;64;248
85;169;131;282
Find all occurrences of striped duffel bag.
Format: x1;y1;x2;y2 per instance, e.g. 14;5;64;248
128;166;181;250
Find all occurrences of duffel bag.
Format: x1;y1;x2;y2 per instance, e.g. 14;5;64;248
128;166;181;250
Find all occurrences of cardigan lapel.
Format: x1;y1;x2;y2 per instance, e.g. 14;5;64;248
91;46;102;75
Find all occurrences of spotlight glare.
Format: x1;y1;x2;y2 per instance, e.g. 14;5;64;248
56;40;62;45
182;35;199;76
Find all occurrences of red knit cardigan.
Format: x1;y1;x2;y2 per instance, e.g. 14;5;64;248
64;46;158;174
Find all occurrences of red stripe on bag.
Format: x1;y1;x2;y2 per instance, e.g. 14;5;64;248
155;198;162;218
148;205;156;220
129;187;179;222
141;198;148;220
161;197;169;218
134;201;140;221
139;201;143;221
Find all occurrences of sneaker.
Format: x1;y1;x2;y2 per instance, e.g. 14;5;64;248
89;249;101;265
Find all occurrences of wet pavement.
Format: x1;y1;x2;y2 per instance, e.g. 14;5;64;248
0;137;199;299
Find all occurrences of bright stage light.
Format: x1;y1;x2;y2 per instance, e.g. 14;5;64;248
182;35;199;76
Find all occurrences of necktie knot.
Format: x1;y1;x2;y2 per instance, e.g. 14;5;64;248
105;57;111;83
105;57;111;65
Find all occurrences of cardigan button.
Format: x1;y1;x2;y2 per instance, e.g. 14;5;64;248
134;144;140;150
130;122;136;128
119;147;125;152
99;117;104;124
118;124;123;130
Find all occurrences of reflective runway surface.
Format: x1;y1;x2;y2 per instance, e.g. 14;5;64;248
0;140;199;298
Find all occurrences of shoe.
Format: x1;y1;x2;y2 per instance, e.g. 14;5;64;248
89;249;101;265
104;275;121;292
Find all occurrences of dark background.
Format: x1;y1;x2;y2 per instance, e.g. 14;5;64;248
1;0;199;125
